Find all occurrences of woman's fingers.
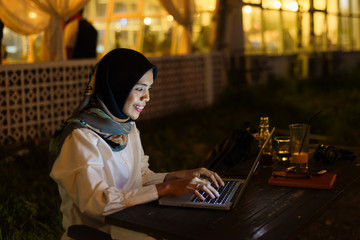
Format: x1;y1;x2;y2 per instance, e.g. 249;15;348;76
167;170;224;200
212;172;225;187
194;189;205;201
200;182;219;198
199;169;225;188
193;185;216;201
208;175;217;187
192;178;219;199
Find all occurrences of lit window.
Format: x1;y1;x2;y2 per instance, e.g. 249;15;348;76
263;10;281;54
314;12;328;52
314;0;326;10
328;0;339;14
113;0;138;14
327;14;340;50
243;0;261;4
340;16;351;50
143;0;166;15
352;18;360;50
195;0;217;11
282;0;298;11
282;11;297;54
351;0;360;14
243;6;263;54
2;28;28;63
301;12;311;51
263;0;281;9
339;0;350;14
298;0;310;11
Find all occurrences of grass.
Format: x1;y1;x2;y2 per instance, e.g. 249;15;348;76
0;144;63;239
1;71;360;239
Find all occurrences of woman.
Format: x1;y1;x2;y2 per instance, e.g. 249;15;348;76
49;48;224;239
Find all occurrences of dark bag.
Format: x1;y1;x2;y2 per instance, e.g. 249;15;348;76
201;129;260;177
313;144;356;163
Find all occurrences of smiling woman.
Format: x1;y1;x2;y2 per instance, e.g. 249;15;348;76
122;70;153;120
48;48;224;240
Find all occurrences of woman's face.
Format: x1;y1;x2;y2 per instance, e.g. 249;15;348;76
122;69;154;120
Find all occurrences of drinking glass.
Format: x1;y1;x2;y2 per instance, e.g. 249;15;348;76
274;136;291;162
289;124;310;172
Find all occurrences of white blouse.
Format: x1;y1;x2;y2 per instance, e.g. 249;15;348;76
50;123;167;239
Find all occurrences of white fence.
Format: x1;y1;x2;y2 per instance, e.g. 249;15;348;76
0;53;225;144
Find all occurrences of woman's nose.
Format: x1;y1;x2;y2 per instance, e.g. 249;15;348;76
141;91;150;102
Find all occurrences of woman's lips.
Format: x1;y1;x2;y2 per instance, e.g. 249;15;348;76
134;104;144;112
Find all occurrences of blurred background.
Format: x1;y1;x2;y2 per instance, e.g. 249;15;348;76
2;0;360;64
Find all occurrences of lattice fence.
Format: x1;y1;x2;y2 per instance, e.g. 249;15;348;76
0;53;224;144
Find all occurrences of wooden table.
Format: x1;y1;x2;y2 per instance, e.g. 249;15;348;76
105;146;360;240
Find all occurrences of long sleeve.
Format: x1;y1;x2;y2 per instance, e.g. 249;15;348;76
50;125;161;230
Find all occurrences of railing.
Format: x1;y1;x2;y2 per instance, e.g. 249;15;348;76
0;53;225;144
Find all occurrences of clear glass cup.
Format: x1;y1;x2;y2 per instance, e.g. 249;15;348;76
274;136;291;162
289;124;310;172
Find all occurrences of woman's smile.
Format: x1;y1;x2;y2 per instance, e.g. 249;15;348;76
134;104;145;112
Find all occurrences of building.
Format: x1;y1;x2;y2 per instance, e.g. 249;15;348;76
1;0;360;80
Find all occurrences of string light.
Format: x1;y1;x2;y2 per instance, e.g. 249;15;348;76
244;6;252;14
167;15;174;22
120;18;127;26
144;17;151;25
29;12;37;19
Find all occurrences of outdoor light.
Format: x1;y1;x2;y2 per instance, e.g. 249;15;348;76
6;46;17;53
243;6;252;14
29;12;37;19
167;15;174;22
120;18;127;26
285;1;299;11
144;17;151;25
273;1;281;9
96;45;104;53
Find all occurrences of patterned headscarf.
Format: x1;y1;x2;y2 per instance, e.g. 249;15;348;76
49;48;157;168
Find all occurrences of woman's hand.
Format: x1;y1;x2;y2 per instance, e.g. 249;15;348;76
156;176;220;201
156;167;225;201
164;167;224;188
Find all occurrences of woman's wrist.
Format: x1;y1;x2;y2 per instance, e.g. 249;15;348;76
164;169;192;182
163;173;178;182
156;182;171;197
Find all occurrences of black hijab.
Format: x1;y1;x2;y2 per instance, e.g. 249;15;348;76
95;48;157;119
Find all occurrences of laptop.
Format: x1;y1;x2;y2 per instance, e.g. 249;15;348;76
158;127;275;210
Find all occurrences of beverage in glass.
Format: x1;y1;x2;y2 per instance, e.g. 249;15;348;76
274;136;291;162
289;124;310;172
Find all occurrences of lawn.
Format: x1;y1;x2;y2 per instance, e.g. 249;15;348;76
1;71;360;239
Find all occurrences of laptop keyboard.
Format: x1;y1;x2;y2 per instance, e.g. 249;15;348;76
191;180;238;205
